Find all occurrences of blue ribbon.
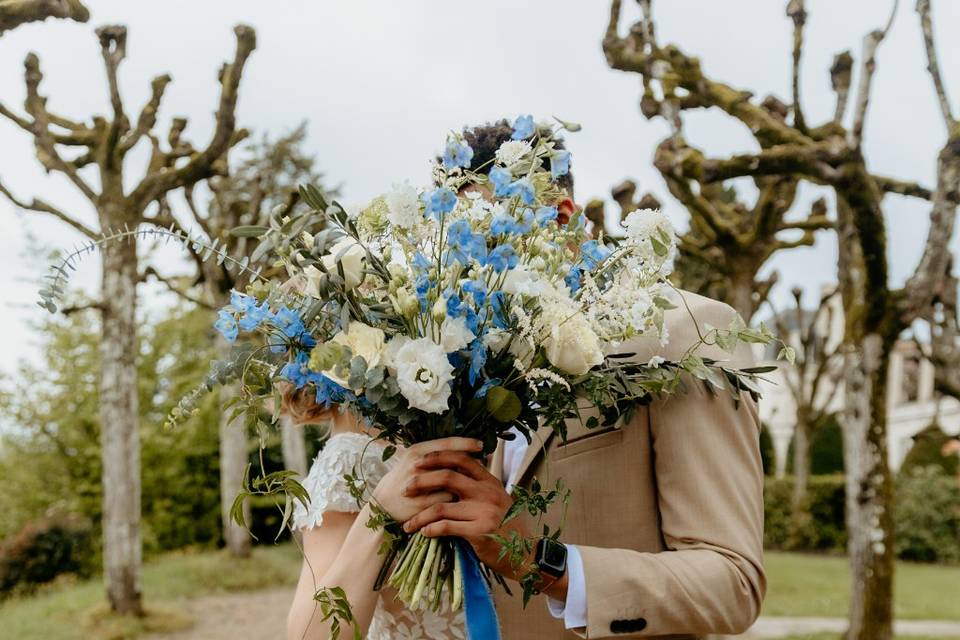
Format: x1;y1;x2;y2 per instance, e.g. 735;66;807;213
455;539;501;640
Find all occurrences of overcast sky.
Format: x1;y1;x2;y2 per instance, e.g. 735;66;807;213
1;0;958;378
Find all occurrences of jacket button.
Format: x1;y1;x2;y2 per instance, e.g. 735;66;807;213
610;618;647;633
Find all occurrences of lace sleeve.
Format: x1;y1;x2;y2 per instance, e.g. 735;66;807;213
292;432;393;531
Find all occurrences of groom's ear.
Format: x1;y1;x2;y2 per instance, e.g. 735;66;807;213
556;197;577;226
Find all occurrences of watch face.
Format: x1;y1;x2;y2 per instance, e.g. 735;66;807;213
537;538;567;575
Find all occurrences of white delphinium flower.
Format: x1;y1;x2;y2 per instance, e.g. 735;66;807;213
646;355;665;368
438;316;475;353
385;182;421;229
495;140;532;167
391;337;455;413
622;208;677;275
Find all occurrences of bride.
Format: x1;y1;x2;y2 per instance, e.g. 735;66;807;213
283;386;469;639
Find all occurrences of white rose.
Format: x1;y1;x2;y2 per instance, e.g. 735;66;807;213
393;337;455;413
439;316;475;353
321;237;366;290
385;182;421;229
543;312;605;375
326;321;386;387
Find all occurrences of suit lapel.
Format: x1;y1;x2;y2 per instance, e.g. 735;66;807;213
512;424;556;488
488;440;506;483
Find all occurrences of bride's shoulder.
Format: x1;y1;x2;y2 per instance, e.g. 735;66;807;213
293;432;392;530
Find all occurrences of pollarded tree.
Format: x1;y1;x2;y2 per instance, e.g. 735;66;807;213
0;24;255;614
143;125;334;556
603;1;958;638
0;0;88;35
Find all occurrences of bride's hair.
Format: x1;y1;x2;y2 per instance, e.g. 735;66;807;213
280;384;337;425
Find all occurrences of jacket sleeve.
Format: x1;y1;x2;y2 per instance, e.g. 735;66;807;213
576;372;766;638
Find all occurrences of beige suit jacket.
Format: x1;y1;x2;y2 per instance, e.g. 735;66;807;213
489;290;765;639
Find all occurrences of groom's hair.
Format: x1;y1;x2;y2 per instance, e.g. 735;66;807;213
440;119;574;194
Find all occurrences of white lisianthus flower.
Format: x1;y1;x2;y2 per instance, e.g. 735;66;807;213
325;321;386;387
320;237;367;290
385;182;421;229
495;140;531;167
391;287;419;317
439;316;475;353
483;328;510;354
392;337;455;413
383;335;411;374
543;311;605;375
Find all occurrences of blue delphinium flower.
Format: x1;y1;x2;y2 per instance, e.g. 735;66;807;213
446;220;487;265
580;239;612;270
535;206;558;227
462;279;487;306
415;274;432;312
279;350;312;388
511;114;535;140
506;178;535;205
214;310;239;342
423;187;458;219
486;244;518;272
565;264;584;294
551;150;571;180
489;166;512;197
238;300;271;331
314;375;352;407
230;290;256;313
412;251;432;272
490;212;516;236
442;139;474;170
468;339;487;385
514;208;534;234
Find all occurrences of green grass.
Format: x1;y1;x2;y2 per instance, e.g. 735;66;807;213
0;544;301;640
764;551;960;620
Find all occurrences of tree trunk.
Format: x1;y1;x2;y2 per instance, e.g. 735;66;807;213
840;333;895;640
218;375;251;557
98;237;143;615
280;415;308;477
729;269;756;322
791;416;811;514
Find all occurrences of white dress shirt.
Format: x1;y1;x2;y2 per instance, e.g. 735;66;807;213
501;427;587;630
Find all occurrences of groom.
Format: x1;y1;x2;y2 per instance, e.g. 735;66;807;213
402;121;765;639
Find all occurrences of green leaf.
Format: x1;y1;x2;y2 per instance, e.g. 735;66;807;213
486;386;522;423
778;345;797;364
230;225;270;237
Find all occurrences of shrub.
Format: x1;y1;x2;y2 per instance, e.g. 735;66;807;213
764;475;847;552
766;470;960;563
895;465;960;564
0;513;95;596
900;424;959;478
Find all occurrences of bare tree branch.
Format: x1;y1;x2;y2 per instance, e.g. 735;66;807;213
119;74;171;155
0;177;97;238
128;25;257;211
0;0;88;35
830;50;854;123
142;265;213;310
848;0;900;149
874;174;934;199
787;0;808;133
916;0;956;129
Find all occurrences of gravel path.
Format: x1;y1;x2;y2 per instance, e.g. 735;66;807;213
142;588;960;640
142;587;292;640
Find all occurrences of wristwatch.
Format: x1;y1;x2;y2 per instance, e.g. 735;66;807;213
533;537;568;591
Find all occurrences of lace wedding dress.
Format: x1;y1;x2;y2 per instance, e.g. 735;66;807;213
293;432;466;640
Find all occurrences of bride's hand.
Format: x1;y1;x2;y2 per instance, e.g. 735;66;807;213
372;437;482;523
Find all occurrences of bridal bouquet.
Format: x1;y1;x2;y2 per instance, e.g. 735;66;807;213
168;116;777;623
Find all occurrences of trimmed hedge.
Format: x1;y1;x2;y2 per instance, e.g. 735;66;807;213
765;468;960;563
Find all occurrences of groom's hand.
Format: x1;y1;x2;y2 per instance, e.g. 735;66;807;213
400;451;531;581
